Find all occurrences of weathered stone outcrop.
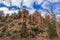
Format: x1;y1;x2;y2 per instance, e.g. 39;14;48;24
33;11;42;24
20;9;29;22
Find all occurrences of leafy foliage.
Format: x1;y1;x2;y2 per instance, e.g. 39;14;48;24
47;22;58;38
6;31;11;36
21;22;28;38
2;26;8;33
0;26;8;37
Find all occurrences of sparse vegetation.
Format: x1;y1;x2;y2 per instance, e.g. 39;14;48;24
0;9;60;40
2;26;8;34
21;22;28;38
6;30;11;36
47;21;58;38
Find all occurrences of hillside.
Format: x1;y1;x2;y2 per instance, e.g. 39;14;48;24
0;9;60;40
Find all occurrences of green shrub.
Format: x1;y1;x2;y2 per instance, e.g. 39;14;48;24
47;22;58;38
31;26;38;37
2;26;8;32
0;31;4;37
21;22;28;38
13;29;18;33
6;31;11;36
1;26;8;36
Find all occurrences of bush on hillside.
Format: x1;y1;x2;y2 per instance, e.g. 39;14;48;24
47;22;58;38
21;22;28;38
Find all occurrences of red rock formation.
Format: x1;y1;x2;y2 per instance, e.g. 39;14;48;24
20;9;28;22
20;9;31;29
33;11;42;24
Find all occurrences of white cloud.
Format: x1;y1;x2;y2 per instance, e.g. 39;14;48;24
0;7;18;15
22;0;35;8
56;14;60;17
41;12;48;17
0;0;23;7
11;0;22;7
52;0;60;2
38;9;48;17
28;9;36;14
36;0;44;4
56;14;60;22
41;1;48;9
0;0;11;6
41;0;60;9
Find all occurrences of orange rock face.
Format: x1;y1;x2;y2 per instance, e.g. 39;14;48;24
20;9;28;22
33;11;43;24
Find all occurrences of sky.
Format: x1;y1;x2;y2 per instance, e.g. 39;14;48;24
0;0;60;22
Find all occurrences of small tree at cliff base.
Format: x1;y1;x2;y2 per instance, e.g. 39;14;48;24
0;26;8;37
21;22;28;38
47;22;58;39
